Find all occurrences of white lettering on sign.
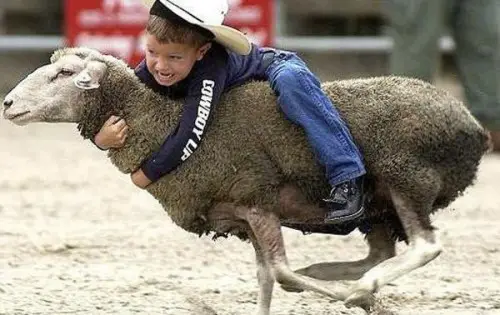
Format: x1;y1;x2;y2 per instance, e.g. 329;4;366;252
225;6;262;24
103;0;145;12
77;0;148;28
75;33;135;61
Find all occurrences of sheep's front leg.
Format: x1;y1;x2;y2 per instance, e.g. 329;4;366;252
249;233;274;315
243;207;349;302
344;189;442;309
293;224;396;282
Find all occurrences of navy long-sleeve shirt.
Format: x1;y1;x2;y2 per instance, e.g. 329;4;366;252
135;43;275;182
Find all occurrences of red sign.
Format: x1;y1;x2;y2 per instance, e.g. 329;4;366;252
65;0;149;67
226;0;274;47
65;0;274;67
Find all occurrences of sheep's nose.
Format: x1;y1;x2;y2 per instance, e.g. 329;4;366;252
3;99;13;108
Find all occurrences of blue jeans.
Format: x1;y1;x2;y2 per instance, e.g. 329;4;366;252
265;52;366;186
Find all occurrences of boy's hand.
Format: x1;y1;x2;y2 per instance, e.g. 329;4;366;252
94;115;129;149
131;169;152;189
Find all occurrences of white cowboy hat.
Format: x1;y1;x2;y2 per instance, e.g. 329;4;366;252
143;0;252;55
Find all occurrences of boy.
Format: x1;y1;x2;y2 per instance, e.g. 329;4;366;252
94;0;366;224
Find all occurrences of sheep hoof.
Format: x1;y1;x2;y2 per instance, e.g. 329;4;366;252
280;283;304;293
344;289;375;311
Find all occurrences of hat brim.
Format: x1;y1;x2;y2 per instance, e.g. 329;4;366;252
143;0;252;55
203;25;252;55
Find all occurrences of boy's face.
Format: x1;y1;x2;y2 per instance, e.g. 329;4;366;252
145;33;211;87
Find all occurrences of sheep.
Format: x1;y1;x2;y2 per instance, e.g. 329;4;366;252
2;47;490;314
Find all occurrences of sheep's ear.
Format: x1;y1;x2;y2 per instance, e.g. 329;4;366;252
73;60;107;90
74;69;100;90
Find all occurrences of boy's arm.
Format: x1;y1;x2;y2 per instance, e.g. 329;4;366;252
140;55;228;183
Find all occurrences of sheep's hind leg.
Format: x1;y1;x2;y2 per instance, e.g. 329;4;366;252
278;184;395;285
344;189;442;309
248;232;274;315
244;207;349;303
293;224;396;281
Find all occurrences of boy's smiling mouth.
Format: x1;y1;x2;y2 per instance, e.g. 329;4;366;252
156;72;176;85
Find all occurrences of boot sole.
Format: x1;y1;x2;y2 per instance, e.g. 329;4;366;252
324;206;365;224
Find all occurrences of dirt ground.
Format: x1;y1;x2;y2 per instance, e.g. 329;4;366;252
1;88;499;314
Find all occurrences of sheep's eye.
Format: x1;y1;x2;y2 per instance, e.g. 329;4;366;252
59;69;74;76
51;69;74;82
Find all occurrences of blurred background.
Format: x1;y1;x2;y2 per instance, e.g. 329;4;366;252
3;0;500;145
0;0;460;94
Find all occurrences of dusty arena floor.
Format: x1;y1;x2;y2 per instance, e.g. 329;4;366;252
1;113;499;314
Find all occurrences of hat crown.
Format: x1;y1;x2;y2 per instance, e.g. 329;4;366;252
158;0;228;25
146;0;252;55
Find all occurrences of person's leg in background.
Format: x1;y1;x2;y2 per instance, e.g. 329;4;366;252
265;53;366;224
452;0;500;151
387;0;448;82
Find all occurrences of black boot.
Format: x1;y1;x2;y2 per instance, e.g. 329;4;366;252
324;177;365;224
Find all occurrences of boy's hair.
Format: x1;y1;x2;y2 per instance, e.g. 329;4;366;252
146;15;213;47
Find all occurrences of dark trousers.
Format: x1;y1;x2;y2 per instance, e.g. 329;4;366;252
387;0;500;130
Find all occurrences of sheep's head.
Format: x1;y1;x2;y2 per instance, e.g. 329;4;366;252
2;47;111;125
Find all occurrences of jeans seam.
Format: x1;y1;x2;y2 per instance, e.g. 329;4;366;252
295;69;366;183
268;55;366;186
296;68;354;161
